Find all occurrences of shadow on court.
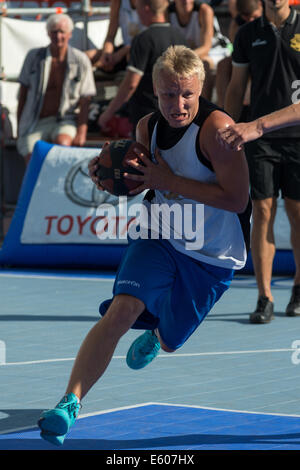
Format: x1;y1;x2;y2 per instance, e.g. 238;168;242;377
0;408;43;433
0;315;99;322
206;310;291;324
1;431;300;450
0;311;291;324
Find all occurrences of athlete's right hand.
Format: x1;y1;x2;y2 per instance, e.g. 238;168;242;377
88;143;110;191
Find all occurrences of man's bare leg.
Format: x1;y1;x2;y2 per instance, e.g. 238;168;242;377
285;197;300;285
251;197;277;301
249;197;277;323
38;294;145;445
55;134;73;147
284;197;300;316
65;294;145;401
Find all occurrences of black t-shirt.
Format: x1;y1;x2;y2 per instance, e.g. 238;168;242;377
127;23;188;127
232;8;300;138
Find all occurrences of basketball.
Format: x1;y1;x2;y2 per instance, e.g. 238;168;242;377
95;140;150;196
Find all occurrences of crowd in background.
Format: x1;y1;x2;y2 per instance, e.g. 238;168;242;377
5;0;300;322
15;0;253;157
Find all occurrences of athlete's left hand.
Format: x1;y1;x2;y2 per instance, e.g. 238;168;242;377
124;147;174;194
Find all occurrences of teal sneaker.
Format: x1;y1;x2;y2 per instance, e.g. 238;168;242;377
126;330;161;370
38;393;81;446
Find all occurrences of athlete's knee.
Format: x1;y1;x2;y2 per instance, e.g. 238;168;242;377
106;294;145;329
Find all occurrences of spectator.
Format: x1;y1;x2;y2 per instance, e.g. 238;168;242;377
227;0;246;42
86;0;145;73
167;0;231;99
215;0;263;108
97;0;188;134
224;0;300;323
17;13;96;164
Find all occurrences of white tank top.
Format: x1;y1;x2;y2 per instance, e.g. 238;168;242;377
168;7;201;49
168;1;229;50
140;107;250;270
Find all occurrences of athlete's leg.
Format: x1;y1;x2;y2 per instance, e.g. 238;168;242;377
154;328;175;352
65;294;145;401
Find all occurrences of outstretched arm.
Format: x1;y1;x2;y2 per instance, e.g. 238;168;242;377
194;3;214;59
72;97;91;147
97;70;142;130
217;103;300;150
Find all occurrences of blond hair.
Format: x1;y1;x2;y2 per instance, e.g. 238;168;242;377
152;45;205;85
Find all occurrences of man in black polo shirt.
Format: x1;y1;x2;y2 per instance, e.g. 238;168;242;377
97;0;188;132
225;0;300;323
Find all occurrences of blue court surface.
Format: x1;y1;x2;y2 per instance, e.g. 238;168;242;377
0;269;300;452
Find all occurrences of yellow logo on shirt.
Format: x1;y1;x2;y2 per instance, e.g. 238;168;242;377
290;34;300;51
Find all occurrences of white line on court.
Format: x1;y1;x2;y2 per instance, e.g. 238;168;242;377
1;400;299;436
148;401;300;417
0;347;296;366
77;401;300;419
0;272;115;282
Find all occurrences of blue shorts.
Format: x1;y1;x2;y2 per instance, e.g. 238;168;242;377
99;238;234;350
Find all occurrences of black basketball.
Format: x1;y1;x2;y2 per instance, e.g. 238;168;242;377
95;140;150;196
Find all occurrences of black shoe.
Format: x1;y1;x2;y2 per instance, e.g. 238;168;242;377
286;285;300;317
249;296;274;324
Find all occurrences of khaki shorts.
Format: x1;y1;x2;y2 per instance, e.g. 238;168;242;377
17;116;77;156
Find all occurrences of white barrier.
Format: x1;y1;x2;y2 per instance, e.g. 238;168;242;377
1;16;122;79
0;140;295;272
0;141;146;268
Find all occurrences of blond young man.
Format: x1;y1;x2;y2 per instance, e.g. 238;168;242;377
38;45;250;446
